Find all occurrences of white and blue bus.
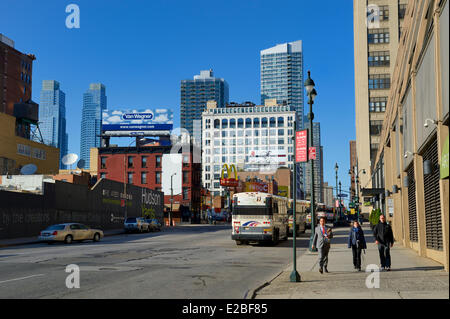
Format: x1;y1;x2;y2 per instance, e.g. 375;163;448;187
231;192;289;245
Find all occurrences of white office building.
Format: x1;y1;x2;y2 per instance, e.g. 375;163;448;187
201;100;296;196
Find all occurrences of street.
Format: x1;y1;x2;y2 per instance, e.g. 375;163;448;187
0;225;310;298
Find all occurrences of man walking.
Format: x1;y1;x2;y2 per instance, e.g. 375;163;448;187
373;214;394;271
312;217;333;274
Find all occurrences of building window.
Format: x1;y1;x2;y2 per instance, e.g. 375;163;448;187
128;172;133;184
183;187;189;200
222;119;228;128
183;171;189;184
214;119;220;129
368;74;390;89
253;118;260;128
141;156;147;168
155;171;161;184
128;156;134;168
379;5;389;21
141;172;147;184
369;97;388;112
398;3;407;20
156;155;161;168
261;117;268;128
183;155;189;167
277;117;284;127
229;119;236;128
245;118;252;128
100;157;107;169
370;120;384;136
238;118;244;128
368;51;390;67
368;28;390;44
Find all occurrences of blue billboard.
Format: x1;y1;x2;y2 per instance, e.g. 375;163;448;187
102;109;173;136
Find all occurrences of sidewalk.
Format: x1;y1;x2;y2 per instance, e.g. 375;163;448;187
0;229;124;248
252;225;449;299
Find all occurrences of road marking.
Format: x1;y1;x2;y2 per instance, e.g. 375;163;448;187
0;274;45;284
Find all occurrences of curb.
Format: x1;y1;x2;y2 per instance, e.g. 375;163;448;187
0;230;125;248
244;270;284;299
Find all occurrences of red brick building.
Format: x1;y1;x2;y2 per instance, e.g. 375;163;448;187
97;144;202;224
0;34;35;116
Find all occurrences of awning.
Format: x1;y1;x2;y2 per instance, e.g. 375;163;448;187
360;188;385;196
164;203;180;211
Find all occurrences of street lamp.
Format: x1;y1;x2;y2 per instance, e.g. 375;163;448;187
305;70;318;253
290;118;301;282
339;181;342;220
170;172;177;226
334;163;339;223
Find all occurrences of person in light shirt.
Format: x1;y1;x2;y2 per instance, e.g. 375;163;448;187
312;217;333;274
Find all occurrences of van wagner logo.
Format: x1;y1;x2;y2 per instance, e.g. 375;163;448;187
122;112;154;121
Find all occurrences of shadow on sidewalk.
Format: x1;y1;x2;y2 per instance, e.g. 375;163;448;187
389;266;445;272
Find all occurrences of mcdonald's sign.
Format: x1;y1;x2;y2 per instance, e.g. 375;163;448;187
220;164;239;187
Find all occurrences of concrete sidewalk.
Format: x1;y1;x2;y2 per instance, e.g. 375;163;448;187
252;225;449;299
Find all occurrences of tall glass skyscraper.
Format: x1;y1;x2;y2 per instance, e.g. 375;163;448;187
260;40;304;126
39;80;68;169
80;83;107;169
181;69;229;144
261;40;305;198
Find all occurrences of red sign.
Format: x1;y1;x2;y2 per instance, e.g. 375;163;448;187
295;130;308;162
309;147;316;160
120;199;125;207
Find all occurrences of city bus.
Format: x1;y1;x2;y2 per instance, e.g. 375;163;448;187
231;192;289;245
287;199;309;236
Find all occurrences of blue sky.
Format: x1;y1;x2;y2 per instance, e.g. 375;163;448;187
1;0;356;196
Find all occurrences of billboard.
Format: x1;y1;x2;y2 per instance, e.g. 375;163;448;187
102;108;173;136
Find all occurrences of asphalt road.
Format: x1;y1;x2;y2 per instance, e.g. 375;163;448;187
0;225;311;298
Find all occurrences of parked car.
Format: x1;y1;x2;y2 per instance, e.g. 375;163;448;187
124;217;150;233
38;223;104;244
145;218;162;232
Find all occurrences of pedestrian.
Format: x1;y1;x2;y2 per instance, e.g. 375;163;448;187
373;214;394;271
312;217;333;274
347;220;367;271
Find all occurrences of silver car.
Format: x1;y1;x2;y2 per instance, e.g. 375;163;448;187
124;217;150;233
38;223;104;244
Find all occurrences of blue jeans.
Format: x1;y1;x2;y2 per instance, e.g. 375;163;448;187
378;243;391;268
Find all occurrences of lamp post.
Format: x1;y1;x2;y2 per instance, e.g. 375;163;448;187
290;119;301;282
354;166;366;222
305;70;318;252
170;172;177;226
339;181;342;220
123;138;144;222
334;163;339;223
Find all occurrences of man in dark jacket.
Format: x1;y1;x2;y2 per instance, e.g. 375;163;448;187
373;214;394;271
348;220;367;271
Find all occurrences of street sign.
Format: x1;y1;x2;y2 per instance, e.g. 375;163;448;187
295;130;308;162
308;147;316;160
338;193;348;198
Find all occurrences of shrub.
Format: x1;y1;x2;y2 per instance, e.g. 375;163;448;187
369;208;382;226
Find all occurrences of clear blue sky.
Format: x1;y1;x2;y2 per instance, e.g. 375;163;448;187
1;0;356;197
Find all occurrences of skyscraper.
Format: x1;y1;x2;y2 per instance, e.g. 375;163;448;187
39;80;68;169
80;83;106;168
261;40;305;198
180;69;229;144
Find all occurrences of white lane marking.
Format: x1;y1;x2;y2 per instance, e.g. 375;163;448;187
0;274;45;284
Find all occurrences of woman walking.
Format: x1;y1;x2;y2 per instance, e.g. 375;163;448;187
347;220;367;271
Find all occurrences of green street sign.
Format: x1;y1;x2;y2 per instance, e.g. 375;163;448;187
441;135;449;179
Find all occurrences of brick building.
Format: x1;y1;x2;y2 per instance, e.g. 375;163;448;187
97;144;202;224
